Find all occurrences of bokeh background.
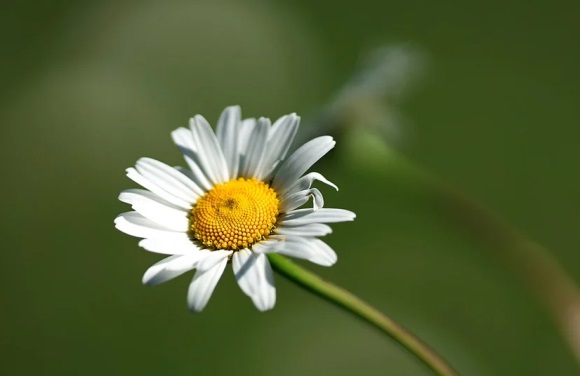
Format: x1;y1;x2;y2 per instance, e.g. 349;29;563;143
2;0;580;375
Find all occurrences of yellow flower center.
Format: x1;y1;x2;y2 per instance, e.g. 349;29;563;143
190;178;280;250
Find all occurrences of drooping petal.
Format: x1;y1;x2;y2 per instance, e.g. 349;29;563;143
281;188;324;212
190;115;230;183
281;172;338;199
281;208;356;226
114;212;180;239
119;189;189;231
187;256;229;312
215;106;241;178
142;254;201;286
232;249;276;311
273;136;336;192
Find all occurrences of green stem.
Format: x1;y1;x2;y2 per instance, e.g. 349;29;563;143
267;253;459;376
377;145;580;366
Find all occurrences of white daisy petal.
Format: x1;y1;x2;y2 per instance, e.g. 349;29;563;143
173;166;212;194
119;189;189;231
171;128;214;191
281;188;324;212
281;208;356;226
257;113;300;180
187;256;229;312
126;167;192;210
174;166;192;180
216;106;241;178
232;250;276;311
255;236;336;267
282;172;338;199
196;250;233;272
142;254;201;286
190;115;230;183
240;117;270;178
273;136;336;192
274;223;333;237
114;212;180;239
252;236;312;259
138;234;201;255
281;192;309;212
305;238;338;266
238;118;257;157
136;157;204;199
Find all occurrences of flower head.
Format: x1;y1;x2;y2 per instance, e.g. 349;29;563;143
114;106;355;311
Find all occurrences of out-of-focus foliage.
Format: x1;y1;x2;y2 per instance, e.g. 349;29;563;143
1;0;580;375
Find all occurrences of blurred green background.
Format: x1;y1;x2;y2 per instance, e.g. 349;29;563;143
2;0;580;375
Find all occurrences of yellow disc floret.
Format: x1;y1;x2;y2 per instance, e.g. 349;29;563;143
190;178;280;250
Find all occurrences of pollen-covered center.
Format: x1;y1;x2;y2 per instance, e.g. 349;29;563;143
190;178;280;250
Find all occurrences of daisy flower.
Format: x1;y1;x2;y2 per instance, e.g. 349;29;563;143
114;106;355;312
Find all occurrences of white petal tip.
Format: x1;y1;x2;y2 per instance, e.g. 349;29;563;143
187;303;204;313
255;303;276;312
113;214;129;231
141;268;160;286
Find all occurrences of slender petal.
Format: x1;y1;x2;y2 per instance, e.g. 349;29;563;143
215;106;241;178
252;237;311;260
126;167;192;210
306;238;338;266
281;208;356;226
196;250;233;272
257;114;300;180
238;118;256;158
138;234;201;255
171;128;214;191
142;254;201;286
114;212;180;238
119;189;189;231
187;256;229;312
273;136;336;193
190;115;230;183
274;223;333;237
281;188;324;212
240;117;270;178
254;236;337;267
232;249;276;311
136;158;204;198
282;172;338;200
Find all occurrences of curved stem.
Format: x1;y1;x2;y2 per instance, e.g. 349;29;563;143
433;176;580;366
267;253;459;376
376;145;580;367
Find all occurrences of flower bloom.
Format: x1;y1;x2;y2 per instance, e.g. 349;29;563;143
114;106;355;311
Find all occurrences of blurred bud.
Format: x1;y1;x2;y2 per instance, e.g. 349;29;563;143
342;126;398;175
314;45;425;148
